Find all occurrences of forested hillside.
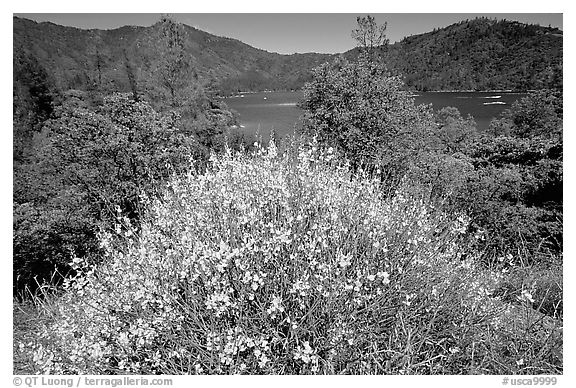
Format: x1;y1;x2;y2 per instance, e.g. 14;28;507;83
13;16;331;95
14;16;562;95
384;18;563;91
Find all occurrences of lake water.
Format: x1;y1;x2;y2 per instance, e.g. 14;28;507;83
223;91;527;141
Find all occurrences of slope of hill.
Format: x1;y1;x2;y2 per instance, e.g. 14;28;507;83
384;18;563;91
13;17;331;95
13;16;562;96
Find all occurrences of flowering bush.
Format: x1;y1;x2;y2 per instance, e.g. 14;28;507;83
23;139;560;374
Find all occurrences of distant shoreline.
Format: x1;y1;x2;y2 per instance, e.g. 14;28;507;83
422;89;516;93
220;89;532;98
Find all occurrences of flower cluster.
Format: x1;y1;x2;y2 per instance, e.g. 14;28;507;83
23;138;524;374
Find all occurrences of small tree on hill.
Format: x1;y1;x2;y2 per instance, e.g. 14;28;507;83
351;15;389;59
142;16;237;155
147;16;204;117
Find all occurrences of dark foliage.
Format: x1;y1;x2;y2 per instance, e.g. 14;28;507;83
468;90;563;259
13;92;205;294
383;18;562;91
13;49;55;162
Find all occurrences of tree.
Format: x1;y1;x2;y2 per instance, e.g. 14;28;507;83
146;16;204;118
489;89;562;140
432;106;478;154
13;50;54;162
39;92;199;221
123;49;139;102
140;16;237;155
300;17;433;181
351;15;389;56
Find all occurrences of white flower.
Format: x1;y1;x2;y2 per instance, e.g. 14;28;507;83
520;289;535;304
338;254;352;268
267;295;285;315
258;354;269;368
378;271;390;285
118;332;130;346
294;341;315;363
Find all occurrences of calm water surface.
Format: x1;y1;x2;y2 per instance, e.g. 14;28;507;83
224;91;527;141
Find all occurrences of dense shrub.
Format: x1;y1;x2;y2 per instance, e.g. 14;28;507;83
488;90;562;140
465;91;562;259
431;106;479;154
13;92;201;294
299;53;434;182
21;140;561;374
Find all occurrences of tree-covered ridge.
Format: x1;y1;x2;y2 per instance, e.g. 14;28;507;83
14;16;562;94
384;18;563;91
13;16;332;95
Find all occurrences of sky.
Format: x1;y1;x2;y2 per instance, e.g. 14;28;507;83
14;13;563;55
